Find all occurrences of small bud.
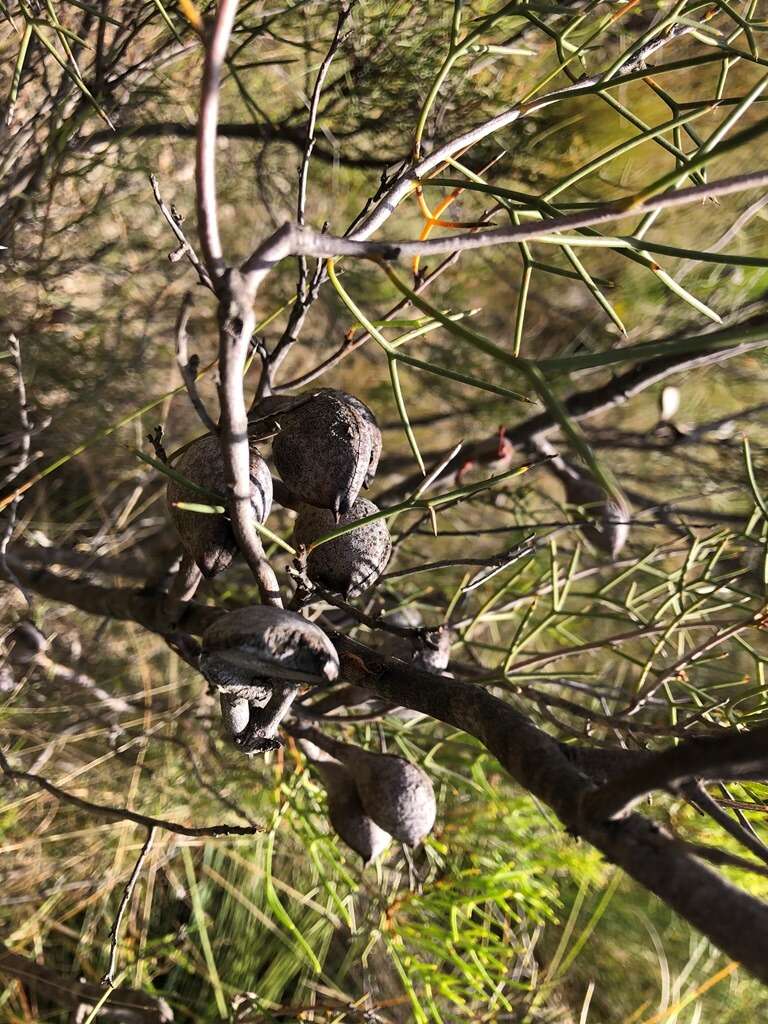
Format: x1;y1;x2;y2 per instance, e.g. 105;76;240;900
200;606;339;697
659;386;680;423
412;625;453;673
271;390;376;514
167;435;272;577
294;498;392;598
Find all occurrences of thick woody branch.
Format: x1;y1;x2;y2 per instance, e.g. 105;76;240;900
581;723;768;822
196;0;238;284
216;273;282;608
193;4;283;610
6;556;768;981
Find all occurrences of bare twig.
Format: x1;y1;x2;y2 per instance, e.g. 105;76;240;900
1;335;33;607
150;174;213;291
102;827;157;987
273;251;462;395
174;292;218;434
380;538;536;584
0;747;261;837
239;169;768;278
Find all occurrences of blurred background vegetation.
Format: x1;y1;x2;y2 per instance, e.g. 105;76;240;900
2;0;768;1020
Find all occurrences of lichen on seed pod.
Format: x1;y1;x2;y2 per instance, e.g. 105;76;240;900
199;606;339;699
271;389;375;515
294;498;392;598
166;434;272;577
337;391;382;488
318;738;436;846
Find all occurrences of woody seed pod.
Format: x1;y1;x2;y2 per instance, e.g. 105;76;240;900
316;737;436;846
294;498;392;598
271;390;374;515
167;435;272;577
338;392;382;488
200;606;339;699
301;742;391;864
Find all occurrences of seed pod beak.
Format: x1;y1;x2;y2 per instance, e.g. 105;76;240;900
236;733;282;754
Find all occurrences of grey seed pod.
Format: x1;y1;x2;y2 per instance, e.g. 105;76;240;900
271;390;373;515
166;434;272;577
294;498;392;598
200;606;339;695
563;475;630;558
312;758;391;864
327;740;436;846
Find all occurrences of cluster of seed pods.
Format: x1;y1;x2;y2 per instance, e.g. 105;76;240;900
300;735;436;862
164;387;436;848
166;388;391;594
164;389;391;734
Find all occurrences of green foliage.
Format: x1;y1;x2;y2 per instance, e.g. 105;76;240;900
3;0;768;1020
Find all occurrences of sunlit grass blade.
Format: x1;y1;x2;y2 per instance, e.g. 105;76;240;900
181;846;228;1019
388;357;426;475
